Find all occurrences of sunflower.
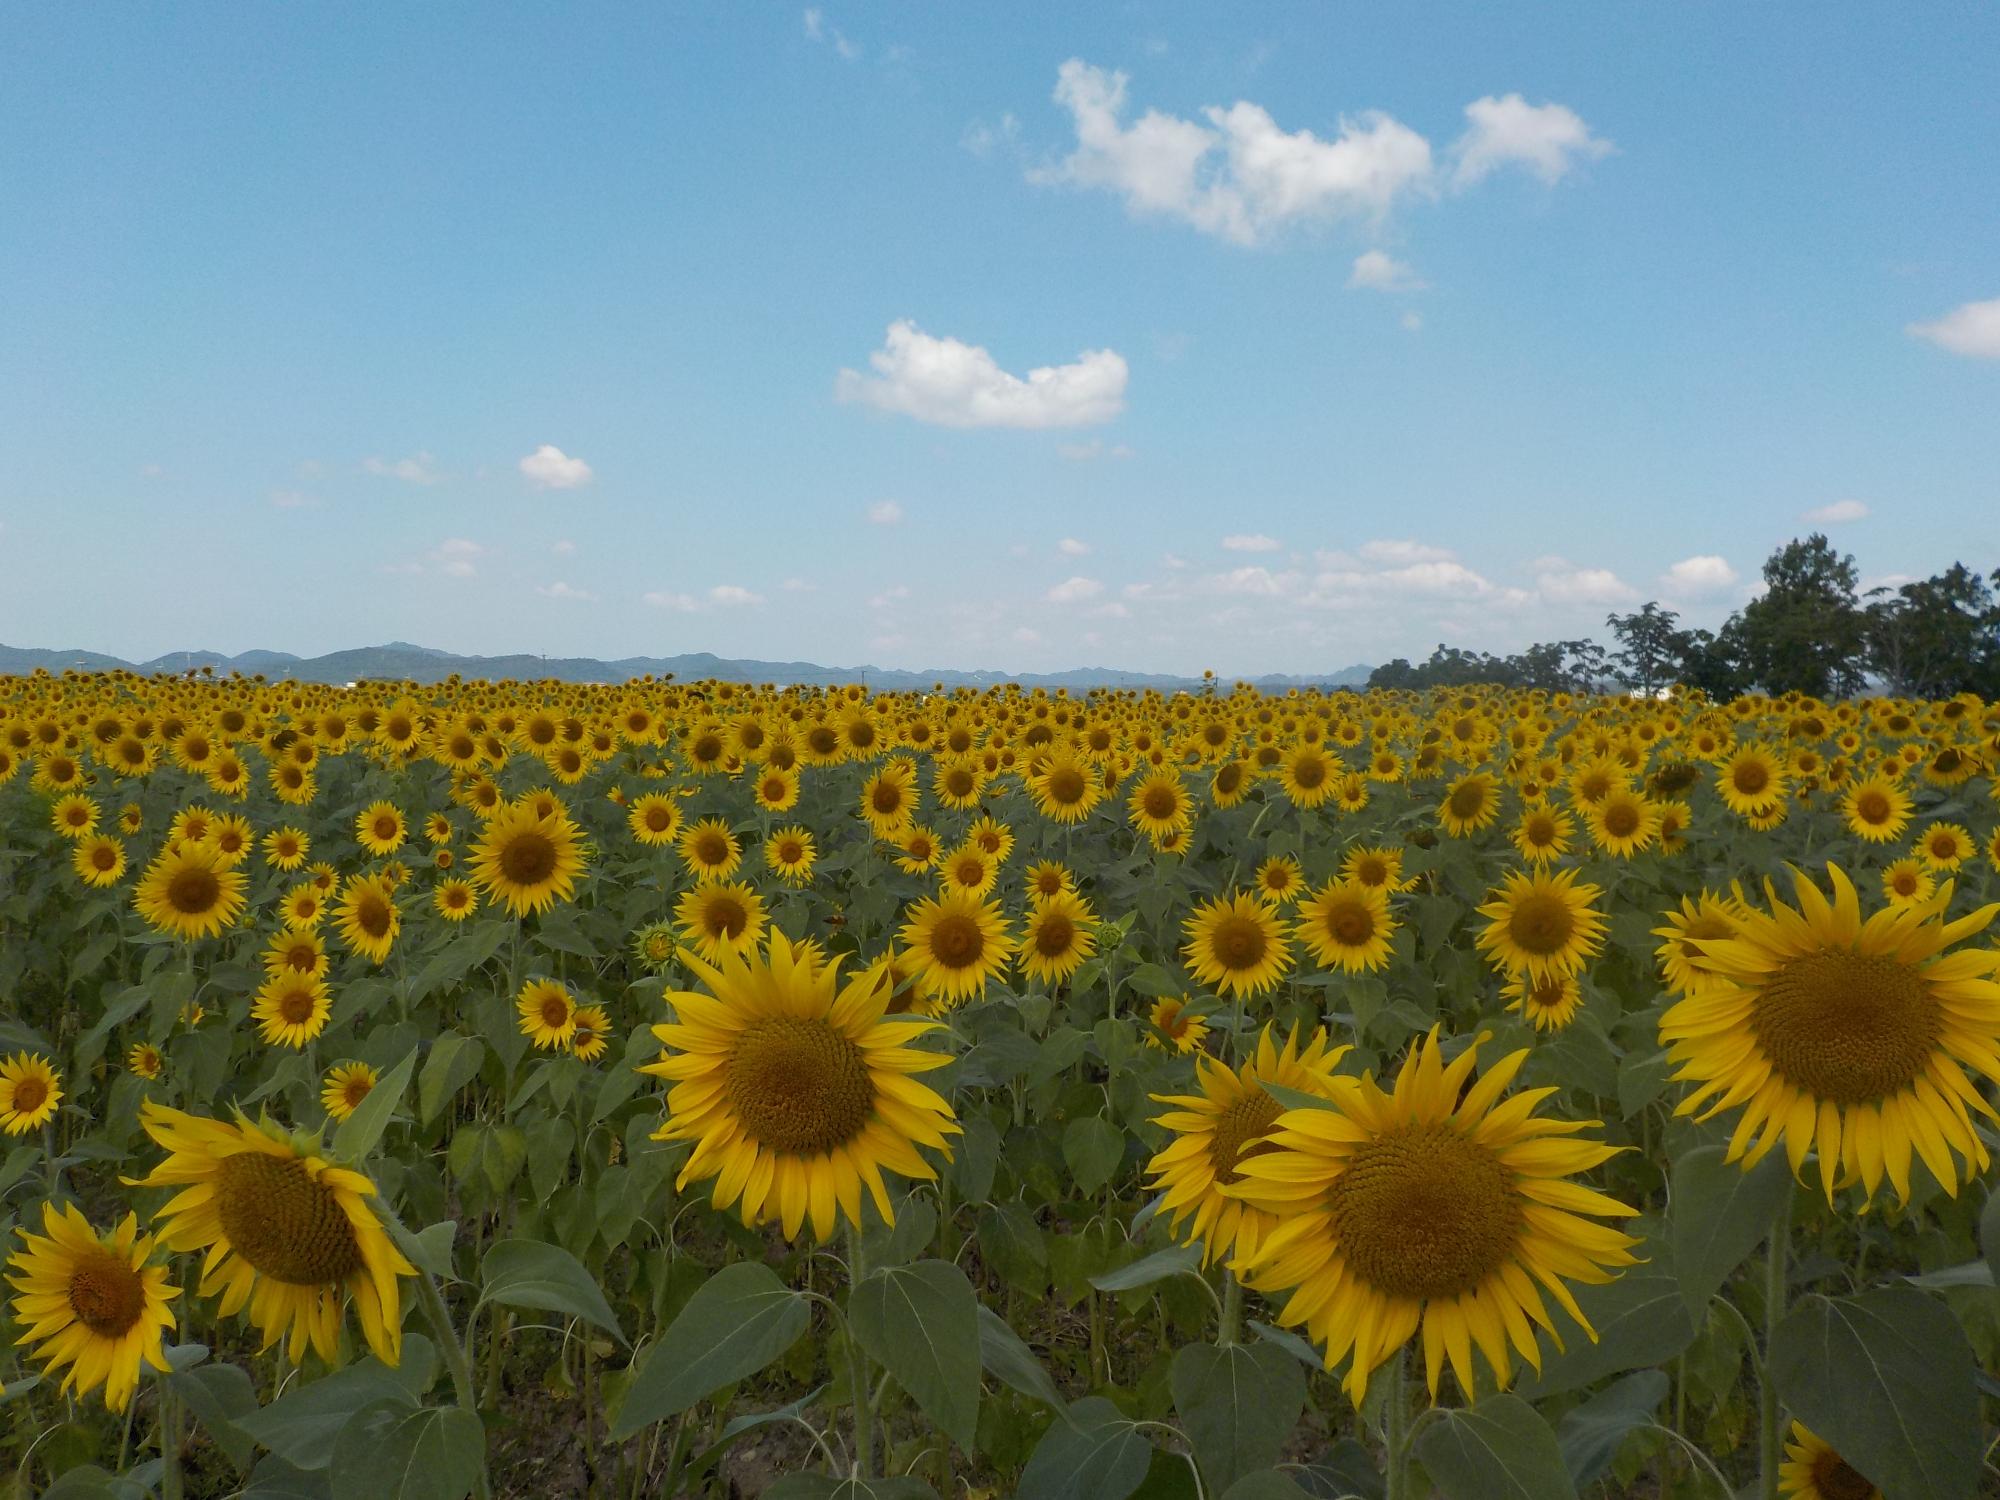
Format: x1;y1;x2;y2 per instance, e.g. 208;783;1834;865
1332;773;1372;813
765;825;817;885
433;877;478;920
1024;750;1102;824
282;883;327;928
1475;869;1607;983
1879;856;1935;907
1210;759;1251;808
627;792;683;847
1502;972;1583;1031
1780;1422;1881;1500
253;971;333;1049
1019;890;1099;986
1841;774;1911;844
1255;856;1305;906
1277;744;1337;809
1341;845;1412;894
517;979;579;1050
6;1202;178;1412
127;1103;414;1364
127;1043;164;1080
675;879;768;963
1183;891;1294;999
263;925;328;982
859;760;919;837
678;817;743;880
321;1062;378;1123
51;792;98;840
965;815;1015;862
1660;864;2000;1203
72;834;127;888
887;825;937;875
1653;893;1743;998
632;919;678;972
571;1005;612;1063
1510;805;1574;865
1232;1029;1640;1403
640;930;958;1241
469;800;586;918
1024;860;1076;900
932;756;986;811
1438;773;1501;837
353;801;406;856
264;826;310;871
753;765;801;813
1718;744;1788;817
1916;821;1971;871
1294;878;1396;975
1584;786;1660;858
424;811;454;844
1128;768;1193;839
0;1053;62;1134
134;842;247;942
1147;1026;1348;1266
1143;996;1211;1055
899;890;1015;1007
939;843;998;898
334;873;401;966
209;813;253;867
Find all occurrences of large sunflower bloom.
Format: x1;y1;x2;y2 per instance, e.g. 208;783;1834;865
1018;890;1099;986
469;800;586;918
1183;891;1294;999
1659;864;2000;1204
127;1103;414;1364
7;1202;178;1412
1147;1026;1348;1267
1474;868;1607;983
640;931;958;1241
1232;1030;1640;1404
133;842;247;942
899;890;1014;1007
1294;878;1395;975
675;879;768;964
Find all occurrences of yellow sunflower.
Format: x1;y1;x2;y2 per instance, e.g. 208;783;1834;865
893;825;942;875
1916;820;1971;871
1183;891;1294;999
899;890;1015;1007
1510;805;1574;865
6;1202;178;1412
859;759;919;837
765;825;817;885
1583;786;1660;858
134;842;247;942
72;834;128;888
1232;1029;1640;1403
675;879;769;964
1438;773;1502;837
1718;744;1788;817
1254;855;1305;906
1881;857;1935;909
1019;890;1099;986
1341;845;1412;894
1023;750;1102;824
1024;860;1076;900
1294;878;1396;975
127;1103;414;1364
1146;1026;1348;1266
434;878;478;920
264;826;310;871
1780;1422;1881;1500
1660;863;2000;1203
0;1053;62;1135
571;1004;612;1063
355;800;407;856
1474;868;1607;983
334;873;401;966
321;1062;378;1123
1502;972;1583;1031
252;971;332;1049
127;1043;164;1080
1841;774;1911;844
627;792;684;847
1277;744;1338;809
1128;768;1193;839
517;978;579;1050
1144;997;1212;1055
469;800;586;918
640;930;958;1241
677;816;743;880
1653;893;1744;998
50;792;98;840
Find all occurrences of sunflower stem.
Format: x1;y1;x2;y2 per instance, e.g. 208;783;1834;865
1217;1269;1244;1348
159;1376;184;1500
1759;1178;1794;1500
1383;1345;1410;1500
846;1222;876;1479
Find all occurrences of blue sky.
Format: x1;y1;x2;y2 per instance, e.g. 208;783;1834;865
3;3;1995;676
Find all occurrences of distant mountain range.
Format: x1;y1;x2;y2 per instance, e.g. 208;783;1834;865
0;641;1374;693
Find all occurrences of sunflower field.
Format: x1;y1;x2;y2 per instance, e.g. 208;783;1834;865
3;673;2000;1500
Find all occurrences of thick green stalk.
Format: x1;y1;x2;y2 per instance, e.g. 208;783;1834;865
1383;1347;1411;1500
1217;1269;1244;1348
1760;1180;1794;1500
159;1378;184;1500
846;1224;875;1478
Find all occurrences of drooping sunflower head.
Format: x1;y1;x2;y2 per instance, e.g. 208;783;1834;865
6;1201;178;1412
642;930;958;1241
1182;890;1294;1000
1660;863;2000;1203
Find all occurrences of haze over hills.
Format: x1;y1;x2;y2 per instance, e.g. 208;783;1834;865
0;641;1374;693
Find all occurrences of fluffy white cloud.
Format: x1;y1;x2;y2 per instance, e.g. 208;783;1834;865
1212;566;1297;597
1222;533;1282;552
1046;575;1104;603
519;445;594;490
364;452;443;485
837;320;1128;429
1347;249;1426;291
1036;60;1433;246
1088;602;1131;619
1533;557;1638;605
781;577;815;592
643;584;763;611
708;585;763;607
1907;297;2000;359
430;538;483;579
536;581;596;602
1802;499;1869;524
866;499;904;525
1451;95;1613;188
1058;537;1091;556
1661;555;1740;597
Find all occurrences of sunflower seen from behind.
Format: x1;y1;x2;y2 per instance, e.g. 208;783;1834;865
1232;1029;1640;1404
6;1202;178;1412
640;930;957;1241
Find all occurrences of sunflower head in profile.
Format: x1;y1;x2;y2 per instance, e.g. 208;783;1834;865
1294;877;1395;975
641;930;958;1241
134;842;248;942
1019;890;1099;987
675;879;768;964
1779;1422;1882;1500
898;890;1014;1008
1147;1026;1347;1267
1231;1029;1640;1404
1474;868;1607;984
126;1103;414;1365
1653;892;1744;998
1182;890;1293;1000
1660;863;2000;1204
0;1053;63;1136
6;1201;178;1412
470;799;586;918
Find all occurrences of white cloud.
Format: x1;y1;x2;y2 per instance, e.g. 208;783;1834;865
803;7;859;58
1212;566;1297;597
1058;537;1091;556
643;590;699;612
519;444;594;490
1357;539;1451;565
364;451;443;485
552;539;577;556
708;584;764;607
1802;499;1869;524
1347;249;1426;292
1036;60;1433;246
1057;438;1135;461
536;581;596;602
1222;533;1282;552
1907;297;2000;359
430;538;484;579
269;489;315;510
869;585;911;609
1401;311;1424;332
1661;555;1740;598
1088;602;1131;619
1162;553;1190;570
1451;95;1613;188
1533;557;1638;605
781;577;815;592
866;499;905;525
837;320;1128;429
962;113;1021;158
1381;560;1495;596
1046;575;1104;603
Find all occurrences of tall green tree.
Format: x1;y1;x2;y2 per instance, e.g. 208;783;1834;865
1606;602;1687;695
1730;534;1867;697
1863;564;2000;698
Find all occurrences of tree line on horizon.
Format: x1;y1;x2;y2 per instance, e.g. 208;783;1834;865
1365;533;2000;700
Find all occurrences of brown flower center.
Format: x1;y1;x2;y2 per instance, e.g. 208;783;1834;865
215;1152;363;1285
1329;1124;1523;1301
726;1017;874;1155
